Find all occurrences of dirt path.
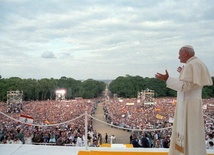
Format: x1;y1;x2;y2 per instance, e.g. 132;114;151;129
92;102;131;144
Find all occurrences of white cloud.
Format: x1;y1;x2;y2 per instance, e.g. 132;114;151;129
41;51;55;58
0;0;213;80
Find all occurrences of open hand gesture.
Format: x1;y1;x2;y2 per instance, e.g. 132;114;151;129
155;70;169;81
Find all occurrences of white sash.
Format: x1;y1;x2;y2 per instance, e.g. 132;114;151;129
175;91;185;154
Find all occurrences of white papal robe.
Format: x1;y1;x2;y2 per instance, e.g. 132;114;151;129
167;56;213;155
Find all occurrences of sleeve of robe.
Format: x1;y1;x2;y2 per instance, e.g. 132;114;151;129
166;77;199;91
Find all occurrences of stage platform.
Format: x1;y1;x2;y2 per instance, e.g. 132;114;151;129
0;144;214;155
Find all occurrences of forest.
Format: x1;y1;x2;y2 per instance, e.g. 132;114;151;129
109;75;214;99
0;75;213;102
0;76;106;101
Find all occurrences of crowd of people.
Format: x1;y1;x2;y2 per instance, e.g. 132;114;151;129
0;96;214;149
103;97;214;149
0;98;102;147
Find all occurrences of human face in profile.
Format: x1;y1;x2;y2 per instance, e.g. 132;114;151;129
178;49;188;63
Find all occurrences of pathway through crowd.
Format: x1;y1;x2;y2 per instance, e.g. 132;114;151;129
92;102;131;144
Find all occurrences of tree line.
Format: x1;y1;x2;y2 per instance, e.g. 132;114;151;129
108;75;214;99
0;76;106;102
0;75;213;102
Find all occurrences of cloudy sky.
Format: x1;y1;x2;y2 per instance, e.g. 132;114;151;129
0;0;214;80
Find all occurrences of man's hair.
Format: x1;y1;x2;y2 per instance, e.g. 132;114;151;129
181;45;195;56
209;141;214;146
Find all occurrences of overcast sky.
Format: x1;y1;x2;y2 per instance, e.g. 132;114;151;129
0;0;213;80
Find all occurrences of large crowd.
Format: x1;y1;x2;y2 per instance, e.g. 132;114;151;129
103;97;214;149
0;98;102;147
0;96;214;149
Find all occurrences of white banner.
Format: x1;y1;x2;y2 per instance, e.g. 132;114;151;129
19;114;34;124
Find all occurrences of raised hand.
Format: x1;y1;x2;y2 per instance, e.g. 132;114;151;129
177;66;183;73
155;70;169;81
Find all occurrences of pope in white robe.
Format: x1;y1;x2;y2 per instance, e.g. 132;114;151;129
155;45;213;155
